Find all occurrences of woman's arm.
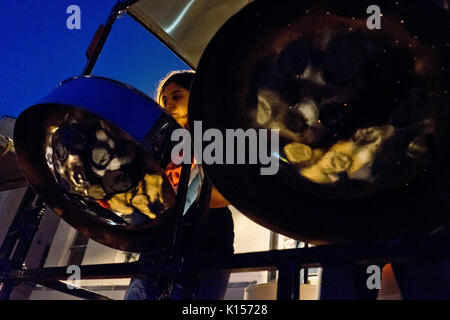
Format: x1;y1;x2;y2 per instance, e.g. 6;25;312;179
209;186;230;208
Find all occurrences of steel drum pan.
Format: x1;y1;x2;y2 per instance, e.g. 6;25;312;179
188;0;450;244
14;76;187;252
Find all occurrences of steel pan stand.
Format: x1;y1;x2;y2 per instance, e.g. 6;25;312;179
0;187;45;299
157;160;214;300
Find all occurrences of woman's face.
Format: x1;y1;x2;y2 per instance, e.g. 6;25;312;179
161;82;189;128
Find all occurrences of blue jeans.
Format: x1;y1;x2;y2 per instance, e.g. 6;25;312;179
125;269;231;300
125;207;234;300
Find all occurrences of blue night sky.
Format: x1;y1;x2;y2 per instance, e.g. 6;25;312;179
0;0;189;119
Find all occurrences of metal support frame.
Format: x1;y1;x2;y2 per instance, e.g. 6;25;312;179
277;263;300;300
3;234;450;299
162;162;193;299
33;281;112;300
0;187;45;299
160;167;214;300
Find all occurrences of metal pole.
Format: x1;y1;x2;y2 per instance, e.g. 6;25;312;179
82;0;139;76
303;243;309;285
160;163;192;299
0;187;45;300
0;0;139;300
35;281;112;300
175;175;213;299
267;232;279;282
277;263;300;300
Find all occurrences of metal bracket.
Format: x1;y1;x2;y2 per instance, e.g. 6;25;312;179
0;187;46;300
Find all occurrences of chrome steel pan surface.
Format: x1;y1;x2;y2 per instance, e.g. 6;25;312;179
14;76;183;252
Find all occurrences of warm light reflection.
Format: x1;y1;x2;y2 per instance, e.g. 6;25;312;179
299;125;395;183
44;115;174;225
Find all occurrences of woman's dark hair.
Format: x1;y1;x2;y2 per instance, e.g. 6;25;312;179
155;70;195;106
